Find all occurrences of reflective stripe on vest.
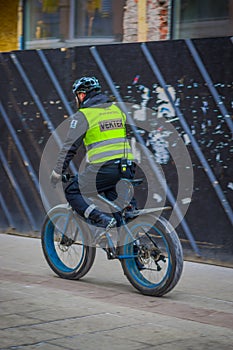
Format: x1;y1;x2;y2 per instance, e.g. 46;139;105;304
80;104;134;163
86;138;126;151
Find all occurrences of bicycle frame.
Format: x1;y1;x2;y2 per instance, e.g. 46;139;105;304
42;182;183;296
47;190;171;261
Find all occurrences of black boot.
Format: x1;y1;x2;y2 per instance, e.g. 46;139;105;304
88;209;116;229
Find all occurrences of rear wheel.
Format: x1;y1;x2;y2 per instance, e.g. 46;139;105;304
120;214;183;296
41;207;96;280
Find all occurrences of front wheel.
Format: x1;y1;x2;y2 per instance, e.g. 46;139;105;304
119;214;183;296
41;205;96;280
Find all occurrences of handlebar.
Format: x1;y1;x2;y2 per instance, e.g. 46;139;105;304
62;174;75;183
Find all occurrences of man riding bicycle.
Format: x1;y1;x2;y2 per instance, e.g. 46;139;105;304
50;76;136;233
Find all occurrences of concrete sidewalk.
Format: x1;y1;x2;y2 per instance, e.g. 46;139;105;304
0;233;233;350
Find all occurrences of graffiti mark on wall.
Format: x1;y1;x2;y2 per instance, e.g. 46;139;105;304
128;77;177;165
124;75;232;204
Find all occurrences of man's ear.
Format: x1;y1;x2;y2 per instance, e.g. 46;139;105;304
81;92;86;100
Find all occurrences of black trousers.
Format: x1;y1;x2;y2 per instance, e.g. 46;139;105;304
64;160;136;224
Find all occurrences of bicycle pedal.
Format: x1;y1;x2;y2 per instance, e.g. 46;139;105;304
104;247;117;260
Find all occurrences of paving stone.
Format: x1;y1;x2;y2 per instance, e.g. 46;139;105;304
0;234;233;350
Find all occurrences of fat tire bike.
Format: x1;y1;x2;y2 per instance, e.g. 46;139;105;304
41;178;183;296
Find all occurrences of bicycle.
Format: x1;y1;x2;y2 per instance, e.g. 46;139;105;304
41;176;183;296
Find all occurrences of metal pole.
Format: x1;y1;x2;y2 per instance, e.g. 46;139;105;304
141;42;233;227
0;102;50;211
0;147;38;231
37;50;74;116
90;45;200;255
0;192;16;229
185;38;233;135
10;54;60;143
10;53;77;175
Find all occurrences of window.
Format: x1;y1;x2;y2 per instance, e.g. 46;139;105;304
24;0;60;42
74;0;113;38
180;0;228;21
24;0;125;49
172;0;233;39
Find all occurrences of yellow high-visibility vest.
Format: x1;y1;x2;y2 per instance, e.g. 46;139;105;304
80;104;134;163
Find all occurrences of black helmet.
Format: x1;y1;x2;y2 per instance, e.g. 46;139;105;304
72;76;101;94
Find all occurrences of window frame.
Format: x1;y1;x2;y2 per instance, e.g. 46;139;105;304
23;0;117;50
171;0;232;40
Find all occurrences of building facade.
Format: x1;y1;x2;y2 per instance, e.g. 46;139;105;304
0;0;233;51
0;0;19;52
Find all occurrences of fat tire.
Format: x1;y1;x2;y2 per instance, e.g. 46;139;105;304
120;214;183;296
41;207;96;280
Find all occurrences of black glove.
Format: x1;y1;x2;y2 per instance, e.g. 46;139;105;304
62;174;71;183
